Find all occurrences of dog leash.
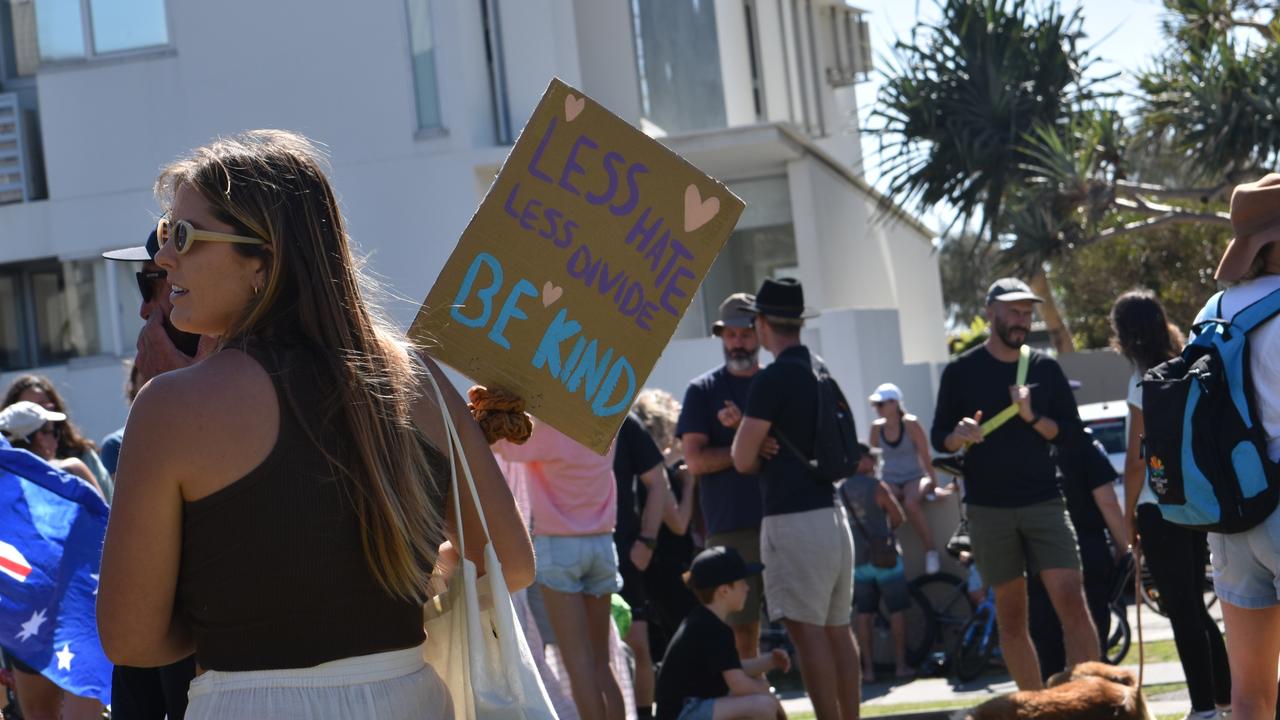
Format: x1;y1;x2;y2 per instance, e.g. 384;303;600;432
1133;542;1144;689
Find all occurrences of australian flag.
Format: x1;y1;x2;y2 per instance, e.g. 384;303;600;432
0;435;111;705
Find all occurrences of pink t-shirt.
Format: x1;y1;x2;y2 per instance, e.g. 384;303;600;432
493;422;617;537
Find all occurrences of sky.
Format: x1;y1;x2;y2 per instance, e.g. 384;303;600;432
851;0;1171;234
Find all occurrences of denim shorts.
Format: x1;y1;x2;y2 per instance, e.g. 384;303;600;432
1208;504;1280;609
853;559;909;614
533;533;623;597
675;697;715;720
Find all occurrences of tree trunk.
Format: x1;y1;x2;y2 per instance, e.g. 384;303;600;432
1028;264;1075;354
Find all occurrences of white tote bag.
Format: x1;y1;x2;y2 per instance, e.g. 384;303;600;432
419;367;558;720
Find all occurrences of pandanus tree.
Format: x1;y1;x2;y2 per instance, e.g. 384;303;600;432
871;0;1280;352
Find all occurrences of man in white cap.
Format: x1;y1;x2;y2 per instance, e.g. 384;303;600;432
930;277;1097;690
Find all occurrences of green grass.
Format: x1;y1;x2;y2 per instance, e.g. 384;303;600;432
1120;638;1181;665
1143;681;1189;697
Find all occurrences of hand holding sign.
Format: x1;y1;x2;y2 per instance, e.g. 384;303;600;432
411;79;743;453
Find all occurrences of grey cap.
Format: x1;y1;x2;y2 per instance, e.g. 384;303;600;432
985;277;1043;305
712;293;756;336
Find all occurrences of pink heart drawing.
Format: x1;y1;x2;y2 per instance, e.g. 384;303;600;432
564;94;585;122
684;184;721;233
542;281;563;307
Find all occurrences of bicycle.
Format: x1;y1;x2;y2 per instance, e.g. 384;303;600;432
953;587;1000;682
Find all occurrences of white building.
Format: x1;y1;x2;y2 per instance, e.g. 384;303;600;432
0;0;947;455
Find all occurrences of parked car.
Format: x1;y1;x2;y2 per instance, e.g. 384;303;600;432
1078;399;1128;475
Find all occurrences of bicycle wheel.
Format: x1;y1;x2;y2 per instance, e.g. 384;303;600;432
910;572;974;656
1104;602;1130;665
953;609;993;682
869;580;937;672
1138;556;1168;618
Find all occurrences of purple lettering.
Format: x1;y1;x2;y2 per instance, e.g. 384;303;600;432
596;261;628;298
635;302;658;331
660;266;696;315
625;208;661;250
642;230;668;272
503;183;522;220
519;198;542;231
562;220;578;249
527;117;558;183
654;238;695;288
612;163;649;217
566;244;601;285
540;207;562;242
619;281;645;316
558;134;598;196
586;151;624;206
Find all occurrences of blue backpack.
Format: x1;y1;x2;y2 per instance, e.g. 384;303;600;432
1141;287;1280;533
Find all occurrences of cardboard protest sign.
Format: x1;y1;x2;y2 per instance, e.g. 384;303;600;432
411;78;744;453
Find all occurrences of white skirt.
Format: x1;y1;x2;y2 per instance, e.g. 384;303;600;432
185;645;453;720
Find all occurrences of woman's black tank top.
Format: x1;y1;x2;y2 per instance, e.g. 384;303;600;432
175;342;446;671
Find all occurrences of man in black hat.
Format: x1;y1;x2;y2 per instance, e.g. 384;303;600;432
676;292;769;660
730;278;860;720
100;230;202;720
654;547;789;720
930;277;1098;689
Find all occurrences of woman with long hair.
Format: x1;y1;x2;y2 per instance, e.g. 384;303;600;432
97;130;534;718
1111;288;1230;718
5;375;113;501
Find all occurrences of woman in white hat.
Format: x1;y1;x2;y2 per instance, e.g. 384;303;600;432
1203;173;1280;719
868;383;945;575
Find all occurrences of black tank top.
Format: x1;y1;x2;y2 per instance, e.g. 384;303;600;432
175;341;446;671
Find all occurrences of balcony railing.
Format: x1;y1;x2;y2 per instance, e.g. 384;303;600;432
0;92;40;204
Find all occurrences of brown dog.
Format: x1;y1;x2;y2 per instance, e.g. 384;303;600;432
957;662;1153;720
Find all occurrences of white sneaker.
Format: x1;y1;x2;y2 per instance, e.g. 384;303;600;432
1183;710;1218;720
925;550;940;575
1217;708;1232;720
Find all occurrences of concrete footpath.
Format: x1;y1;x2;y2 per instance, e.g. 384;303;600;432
779;601;1223;718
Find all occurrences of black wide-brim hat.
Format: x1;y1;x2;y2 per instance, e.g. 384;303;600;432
102;229;160;262
744;277;819;319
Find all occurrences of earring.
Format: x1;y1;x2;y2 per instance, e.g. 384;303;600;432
253;285;261;296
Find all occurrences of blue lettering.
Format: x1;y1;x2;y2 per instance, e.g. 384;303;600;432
488;279;537;350
450;253;503;329
591;356;637;417
566;340;613;398
532;308;582;378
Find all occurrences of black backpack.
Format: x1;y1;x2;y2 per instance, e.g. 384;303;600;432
1140;287;1280;533
774;352;862;483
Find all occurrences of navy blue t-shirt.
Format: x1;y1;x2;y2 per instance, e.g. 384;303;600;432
744;345;837;517
676;366;764;535
615;413;666;549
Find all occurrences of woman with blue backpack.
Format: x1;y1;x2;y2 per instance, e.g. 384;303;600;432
1112;289;1231;719
1202;174;1280;720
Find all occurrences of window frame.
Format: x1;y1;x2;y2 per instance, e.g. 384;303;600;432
0;256;112;372
403;0;446;138
34;0;174;69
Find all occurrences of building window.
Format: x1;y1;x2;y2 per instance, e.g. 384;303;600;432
32;0;167;62
0;258;103;371
405;0;442;131
630;0;727;134
677;176;796;339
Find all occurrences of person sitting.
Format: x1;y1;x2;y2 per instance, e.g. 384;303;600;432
655;547;789;720
838;445;911;683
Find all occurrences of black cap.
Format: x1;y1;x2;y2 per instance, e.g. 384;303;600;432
985;277;1043;305
687;546;764;590
744;278;819;319
102;229;159;262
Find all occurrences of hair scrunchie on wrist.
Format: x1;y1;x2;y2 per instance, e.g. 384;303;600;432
467;386;533;445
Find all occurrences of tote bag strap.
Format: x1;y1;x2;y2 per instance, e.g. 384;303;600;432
413;352;495;561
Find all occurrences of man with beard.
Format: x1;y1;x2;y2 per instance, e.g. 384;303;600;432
930;278;1098;690
100;229;206;719
676;293;768;660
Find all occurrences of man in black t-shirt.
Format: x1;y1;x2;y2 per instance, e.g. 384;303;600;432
1029;429;1127;680
677;292;768;660
731;278;859;720
655;547;788;720
930;277;1099;690
614;412;673;720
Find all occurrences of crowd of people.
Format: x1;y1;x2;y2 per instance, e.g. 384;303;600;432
2;131;1279;720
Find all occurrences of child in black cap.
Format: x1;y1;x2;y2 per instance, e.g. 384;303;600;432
655;547;790;720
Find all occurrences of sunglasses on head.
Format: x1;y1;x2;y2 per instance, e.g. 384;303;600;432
157;217;267;255
136;269;166;302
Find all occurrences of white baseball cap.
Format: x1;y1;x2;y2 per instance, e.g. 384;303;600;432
0;401;66;441
868;383;903;404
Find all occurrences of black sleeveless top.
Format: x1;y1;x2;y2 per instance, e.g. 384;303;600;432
175;341;447;671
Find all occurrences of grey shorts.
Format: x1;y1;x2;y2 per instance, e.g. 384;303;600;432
534;533;623;597
706;527;764;626
966;498;1081;587
1209;504;1280;609
761;506;854;626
